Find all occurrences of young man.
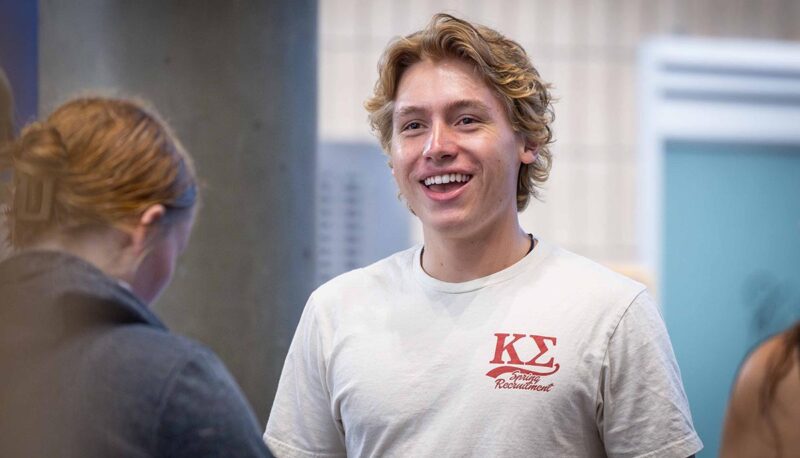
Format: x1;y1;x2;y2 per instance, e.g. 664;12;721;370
266;14;702;457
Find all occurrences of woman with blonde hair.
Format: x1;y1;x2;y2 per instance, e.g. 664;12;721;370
0;96;268;457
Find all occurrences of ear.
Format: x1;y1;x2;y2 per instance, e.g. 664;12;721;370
520;140;538;165
129;204;166;255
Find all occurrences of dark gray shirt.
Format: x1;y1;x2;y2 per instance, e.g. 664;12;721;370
0;251;269;457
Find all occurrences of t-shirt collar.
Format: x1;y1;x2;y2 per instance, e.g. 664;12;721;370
412;237;554;294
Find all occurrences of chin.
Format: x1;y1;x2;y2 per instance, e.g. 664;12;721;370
421;215;475;237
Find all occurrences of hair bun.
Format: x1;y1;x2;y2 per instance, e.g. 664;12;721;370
4;123;67;229
8;96;197;248
13;122;68;177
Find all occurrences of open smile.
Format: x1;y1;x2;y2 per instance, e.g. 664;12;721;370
423;173;472;186
420;173;472;200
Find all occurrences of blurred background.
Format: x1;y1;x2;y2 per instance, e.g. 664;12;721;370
2;1;799;456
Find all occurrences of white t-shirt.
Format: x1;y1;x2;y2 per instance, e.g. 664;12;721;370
265;240;702;457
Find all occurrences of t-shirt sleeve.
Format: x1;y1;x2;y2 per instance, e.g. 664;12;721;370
597;291;703;458
264;296;346;458
155;348;270;458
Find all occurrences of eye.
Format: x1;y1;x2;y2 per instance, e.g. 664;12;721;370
403;121;422;131
457;116;479;126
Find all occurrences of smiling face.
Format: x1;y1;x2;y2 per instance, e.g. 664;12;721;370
390;57;536;240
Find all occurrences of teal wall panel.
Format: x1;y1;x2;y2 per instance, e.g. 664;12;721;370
664;141;800;456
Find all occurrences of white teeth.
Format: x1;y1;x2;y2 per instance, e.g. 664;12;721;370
423;174;472;186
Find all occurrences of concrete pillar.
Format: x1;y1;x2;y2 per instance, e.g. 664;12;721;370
39;0;317;423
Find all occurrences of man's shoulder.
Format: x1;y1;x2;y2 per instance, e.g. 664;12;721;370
539;241;647;299
314;246;418;294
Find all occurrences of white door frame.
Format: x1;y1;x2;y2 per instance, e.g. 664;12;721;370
637;37;800;301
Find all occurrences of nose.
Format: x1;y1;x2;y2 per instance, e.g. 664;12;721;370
422;121;457;161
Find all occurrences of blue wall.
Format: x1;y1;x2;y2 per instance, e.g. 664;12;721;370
0;0;38;128
663;140;800;456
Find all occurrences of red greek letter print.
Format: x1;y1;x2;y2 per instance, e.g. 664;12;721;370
486;332;560;393
489;333;527;365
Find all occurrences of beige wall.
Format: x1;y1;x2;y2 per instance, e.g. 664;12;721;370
318;0;800;270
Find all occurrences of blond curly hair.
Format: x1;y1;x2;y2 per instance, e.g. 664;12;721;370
365;13;554;210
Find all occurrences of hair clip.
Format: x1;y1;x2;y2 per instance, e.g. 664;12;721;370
15;172;55;222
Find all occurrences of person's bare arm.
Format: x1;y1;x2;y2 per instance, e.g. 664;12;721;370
720;336;797;458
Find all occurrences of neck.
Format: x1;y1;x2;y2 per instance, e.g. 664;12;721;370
28;227;136;284
421;219;532;283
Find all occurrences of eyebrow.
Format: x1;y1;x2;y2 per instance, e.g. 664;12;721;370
446;99;493;114
394;99;494;119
